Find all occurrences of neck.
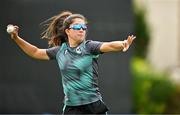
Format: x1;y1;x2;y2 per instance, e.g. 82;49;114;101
68;38;81;48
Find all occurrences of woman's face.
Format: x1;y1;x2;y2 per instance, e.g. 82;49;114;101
65;18;87;44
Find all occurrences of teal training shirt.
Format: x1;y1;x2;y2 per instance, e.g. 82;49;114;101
46;40;103;106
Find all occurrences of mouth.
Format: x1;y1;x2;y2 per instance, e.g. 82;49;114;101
77;33;84;36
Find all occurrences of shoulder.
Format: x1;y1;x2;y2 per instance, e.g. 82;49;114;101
46;46;60;52
46;43;67;59
85;40;104;55
46;46;60;60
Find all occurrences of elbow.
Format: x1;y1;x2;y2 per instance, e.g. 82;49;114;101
30;46;40;59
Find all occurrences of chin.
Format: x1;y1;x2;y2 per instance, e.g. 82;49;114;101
77;37;85;41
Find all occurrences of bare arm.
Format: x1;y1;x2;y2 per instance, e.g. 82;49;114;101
8;25;49;60
100;35;136;53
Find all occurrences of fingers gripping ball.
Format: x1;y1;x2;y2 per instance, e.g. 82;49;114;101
7;25;15;34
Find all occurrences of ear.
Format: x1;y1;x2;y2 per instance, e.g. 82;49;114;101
65;29;70;35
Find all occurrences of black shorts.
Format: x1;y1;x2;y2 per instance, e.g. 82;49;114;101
63;100;109;114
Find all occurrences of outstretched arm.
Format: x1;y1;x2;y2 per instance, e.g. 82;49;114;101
100;35;136;53
7;25;49;60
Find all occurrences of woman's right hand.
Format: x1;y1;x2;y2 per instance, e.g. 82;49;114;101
6;24;50;60
7;24;19;40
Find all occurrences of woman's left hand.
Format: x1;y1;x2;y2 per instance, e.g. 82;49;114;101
122;35;136;52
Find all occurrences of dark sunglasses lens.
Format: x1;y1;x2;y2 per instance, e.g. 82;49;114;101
73;25;81;30
71;24;87;30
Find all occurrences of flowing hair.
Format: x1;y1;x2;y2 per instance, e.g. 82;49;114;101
41;11;72;47
41;11;87;47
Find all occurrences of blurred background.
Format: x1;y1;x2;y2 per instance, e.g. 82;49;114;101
0;0;180;114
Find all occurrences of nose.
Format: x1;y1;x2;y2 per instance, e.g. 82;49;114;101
78;28;84;32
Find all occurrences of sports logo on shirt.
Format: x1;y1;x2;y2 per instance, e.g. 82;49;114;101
76;47;82;54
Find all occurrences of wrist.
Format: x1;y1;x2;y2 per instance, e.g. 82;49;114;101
122;40;126;48
11;34;19;40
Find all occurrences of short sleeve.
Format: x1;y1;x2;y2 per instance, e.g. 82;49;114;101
46;46;60;60
86;40;104;55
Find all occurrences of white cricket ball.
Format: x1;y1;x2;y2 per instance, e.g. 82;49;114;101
7;25;15;34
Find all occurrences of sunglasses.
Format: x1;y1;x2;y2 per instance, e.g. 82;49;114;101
69;24;87;30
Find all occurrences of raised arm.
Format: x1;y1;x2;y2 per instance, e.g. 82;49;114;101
100;35;136;53
7;25;49;60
